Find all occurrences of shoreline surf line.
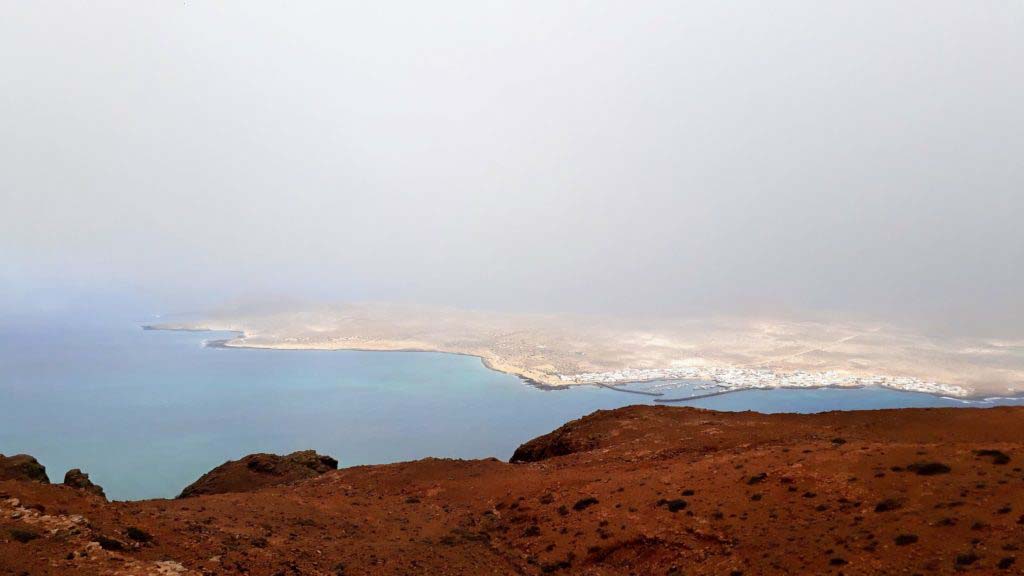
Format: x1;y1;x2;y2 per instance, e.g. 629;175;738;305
142;325;1024;403
158;326;568;392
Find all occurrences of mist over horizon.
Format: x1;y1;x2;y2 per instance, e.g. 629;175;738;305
3;2;1023;337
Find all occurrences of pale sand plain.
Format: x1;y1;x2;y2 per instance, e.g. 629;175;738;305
151;302;1024;397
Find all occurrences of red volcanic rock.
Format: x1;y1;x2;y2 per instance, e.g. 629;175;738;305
2;406;1024;575
281;449;339;474
177;450;338;498
510;416;602;462
0;454;49;483
62;468;105;499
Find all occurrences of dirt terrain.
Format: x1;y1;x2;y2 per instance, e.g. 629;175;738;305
3;405;1024;575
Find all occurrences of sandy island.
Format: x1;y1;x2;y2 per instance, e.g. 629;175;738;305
147;302;1024;398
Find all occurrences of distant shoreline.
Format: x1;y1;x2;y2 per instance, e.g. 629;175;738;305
141;325;236;334
143;324;566;391
141;324;1024;403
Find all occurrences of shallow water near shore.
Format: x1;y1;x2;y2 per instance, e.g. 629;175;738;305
1;314;1020;501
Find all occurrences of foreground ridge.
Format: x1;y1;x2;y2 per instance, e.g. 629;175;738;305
3;406;1024;575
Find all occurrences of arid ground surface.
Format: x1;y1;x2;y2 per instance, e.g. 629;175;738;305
156;303;1024;396
3;405;1024;575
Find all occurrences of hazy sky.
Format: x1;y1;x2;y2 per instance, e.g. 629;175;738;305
3;2;1022;335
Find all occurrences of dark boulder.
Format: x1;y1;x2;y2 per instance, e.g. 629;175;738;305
975;449;1011;465
283;450;339;474
0;454;50;483
63;468;106;499
907;461;951;476
178;450;339;498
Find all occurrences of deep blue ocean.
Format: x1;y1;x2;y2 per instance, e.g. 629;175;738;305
1;311;1019;501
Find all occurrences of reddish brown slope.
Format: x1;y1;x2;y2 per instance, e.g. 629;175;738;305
2;405;1024;575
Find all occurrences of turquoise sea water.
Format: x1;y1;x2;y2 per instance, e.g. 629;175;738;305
1;313;1019;501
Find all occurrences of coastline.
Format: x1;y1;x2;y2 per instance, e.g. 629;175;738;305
141;324;1024;402
142;324;566;391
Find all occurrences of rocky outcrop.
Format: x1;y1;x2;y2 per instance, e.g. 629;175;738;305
177;450;338;498
63;468;106;499
280;450;339;474
0;454;49;483
509;407;660;462
510;421;600;463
